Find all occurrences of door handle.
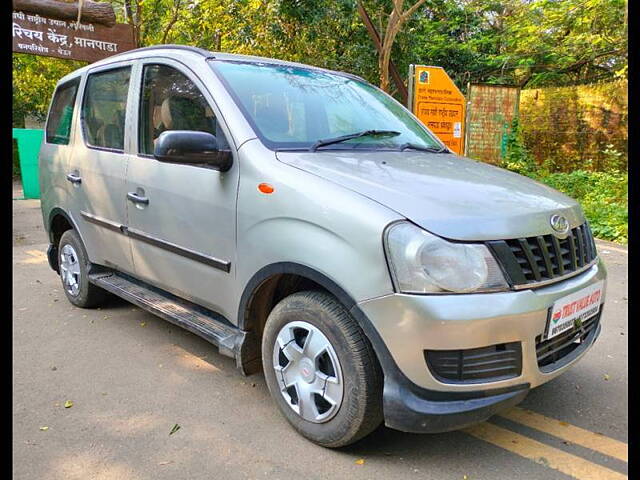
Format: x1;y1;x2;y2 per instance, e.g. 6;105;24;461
66;173;82;185
127;192;149;205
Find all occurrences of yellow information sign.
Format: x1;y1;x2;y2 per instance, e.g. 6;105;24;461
409;65;466;155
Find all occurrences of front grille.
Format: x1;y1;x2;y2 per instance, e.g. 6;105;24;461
536;311;601;372
487;222;598;288
425;342;522;384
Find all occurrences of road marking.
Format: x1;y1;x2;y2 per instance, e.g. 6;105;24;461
595;242;628;255
465;422;627;480
500;407;628;462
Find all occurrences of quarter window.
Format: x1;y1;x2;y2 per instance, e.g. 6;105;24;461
81;67;131;151
45;78;79;145
139;64;226;155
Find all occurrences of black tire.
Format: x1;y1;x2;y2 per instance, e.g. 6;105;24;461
58;229;108;308
261;290;383;447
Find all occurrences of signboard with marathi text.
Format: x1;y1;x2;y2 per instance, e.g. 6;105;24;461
408;65;466;155
12;10;135;63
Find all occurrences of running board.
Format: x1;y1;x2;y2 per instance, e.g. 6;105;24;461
88;271;259;374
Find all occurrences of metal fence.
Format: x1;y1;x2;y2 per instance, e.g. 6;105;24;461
464;84;520;164
463;80;628;171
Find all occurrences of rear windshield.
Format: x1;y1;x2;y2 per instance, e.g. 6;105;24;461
209;60;442;151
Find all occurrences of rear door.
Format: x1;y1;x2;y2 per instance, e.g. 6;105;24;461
40;77;81;225
66;62;136;273
125;58;239;316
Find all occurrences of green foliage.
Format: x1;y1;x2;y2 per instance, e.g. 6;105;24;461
13;54;84;127
542;171;628;244
602;144;626;171
500;118;538;176
12;0;628;107
13;140;20;178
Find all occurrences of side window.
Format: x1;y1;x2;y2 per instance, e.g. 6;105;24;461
139;64;228;155
45;78;79;145
81;67;131;151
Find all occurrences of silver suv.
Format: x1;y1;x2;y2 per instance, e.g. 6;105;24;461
39;45;607;447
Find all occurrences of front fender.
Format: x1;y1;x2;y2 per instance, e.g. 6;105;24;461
234;140;402;321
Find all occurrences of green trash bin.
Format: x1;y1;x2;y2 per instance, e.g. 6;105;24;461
12;128;44;199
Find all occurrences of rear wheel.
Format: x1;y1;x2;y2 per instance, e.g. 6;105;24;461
58;229;108;308
262;290;383;447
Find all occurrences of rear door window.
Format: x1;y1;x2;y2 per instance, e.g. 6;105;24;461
45;78;80;145
81;67;131;151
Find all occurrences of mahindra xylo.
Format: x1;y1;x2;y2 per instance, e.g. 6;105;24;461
39;45;607;447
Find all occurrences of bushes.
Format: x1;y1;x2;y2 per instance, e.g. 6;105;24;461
541;171;628;243
13;139;20;179
500;120;628;244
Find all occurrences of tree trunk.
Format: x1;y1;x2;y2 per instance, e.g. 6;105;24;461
376;0;428;93
13;0;116;27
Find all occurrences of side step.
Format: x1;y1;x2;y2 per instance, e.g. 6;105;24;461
88;271;259;374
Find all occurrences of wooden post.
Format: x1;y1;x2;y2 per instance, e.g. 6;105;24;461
356;0;408;105
13;0;116;27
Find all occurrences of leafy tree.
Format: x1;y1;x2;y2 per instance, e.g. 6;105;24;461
12;0;627;118
12;55;83;127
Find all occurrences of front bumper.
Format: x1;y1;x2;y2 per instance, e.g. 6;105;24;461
354;258;606;433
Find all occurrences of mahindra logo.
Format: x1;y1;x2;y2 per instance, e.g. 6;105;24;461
550;214;570;234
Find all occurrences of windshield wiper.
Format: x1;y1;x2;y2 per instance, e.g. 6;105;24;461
310;130;401;152
399;143;450;153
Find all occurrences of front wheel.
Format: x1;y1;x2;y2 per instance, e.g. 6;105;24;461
261;290;383;447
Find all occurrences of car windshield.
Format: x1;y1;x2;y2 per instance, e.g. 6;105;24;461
209;60;444;151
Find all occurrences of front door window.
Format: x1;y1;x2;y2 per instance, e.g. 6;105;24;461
138;64;227;155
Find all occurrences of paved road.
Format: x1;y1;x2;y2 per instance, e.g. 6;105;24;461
13;188;628;480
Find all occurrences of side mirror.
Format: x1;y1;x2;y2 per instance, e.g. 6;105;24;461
153;130;233;172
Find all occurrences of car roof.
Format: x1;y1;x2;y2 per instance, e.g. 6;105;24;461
56;44;365;85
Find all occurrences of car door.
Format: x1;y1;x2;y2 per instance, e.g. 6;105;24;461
125;58;239;317
66;62;136;274
40;76;81;226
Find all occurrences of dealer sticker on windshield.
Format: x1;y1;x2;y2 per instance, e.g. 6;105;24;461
545;281;604;341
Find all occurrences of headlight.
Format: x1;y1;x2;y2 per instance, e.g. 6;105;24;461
384;222;510;294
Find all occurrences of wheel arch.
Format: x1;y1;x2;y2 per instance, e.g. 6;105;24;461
46;208;95;271
237;262;386;375
238;262;357;332
47;207;81;244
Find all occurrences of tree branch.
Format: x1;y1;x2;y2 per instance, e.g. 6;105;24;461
161;0;182;44
401;0;429;22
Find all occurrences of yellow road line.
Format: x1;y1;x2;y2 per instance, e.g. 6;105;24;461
500;407;628;463
465;422;627;480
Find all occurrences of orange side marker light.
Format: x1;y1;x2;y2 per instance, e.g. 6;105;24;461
258;183;275;194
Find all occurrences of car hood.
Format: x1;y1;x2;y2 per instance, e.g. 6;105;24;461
275;150;584;241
